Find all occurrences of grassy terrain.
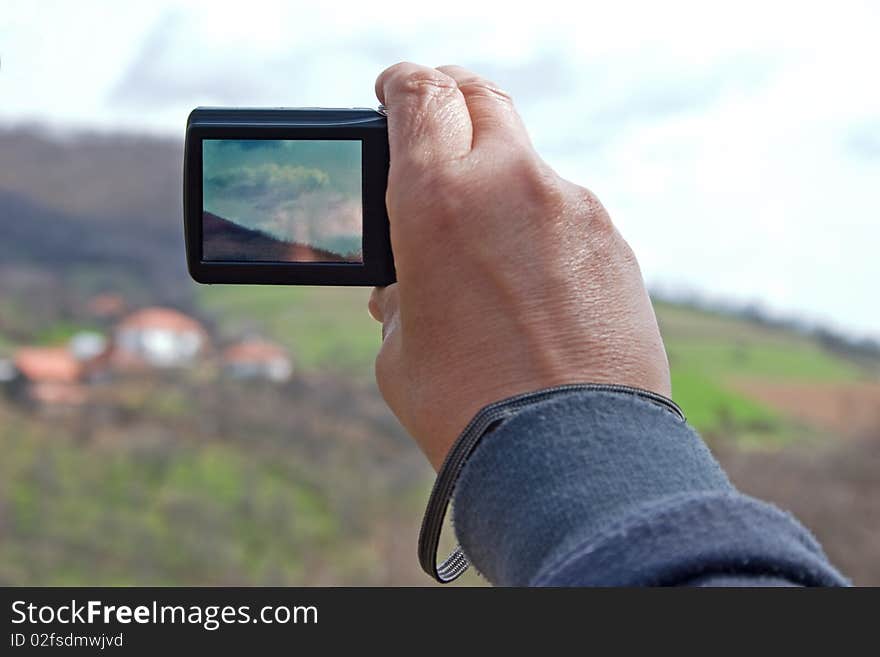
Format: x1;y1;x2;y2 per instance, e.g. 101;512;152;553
654;303;873;443
0;378;433;586
197;288;877;445
199;289;869;386
0;427;330;585
199;285;378;377
1;288;876;586
669;370;780;436
4;127;877;585
657;303;864;381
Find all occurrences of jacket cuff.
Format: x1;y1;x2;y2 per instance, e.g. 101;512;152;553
452;389;732;585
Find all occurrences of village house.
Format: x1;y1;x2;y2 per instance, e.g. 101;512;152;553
69;330;112;381
7;346;87;406
0;307;292;410
221;338;293;382
112;307;209;369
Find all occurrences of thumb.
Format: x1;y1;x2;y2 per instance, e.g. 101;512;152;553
368;284;400;339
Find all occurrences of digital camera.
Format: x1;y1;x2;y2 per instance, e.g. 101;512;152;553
183;108;395;286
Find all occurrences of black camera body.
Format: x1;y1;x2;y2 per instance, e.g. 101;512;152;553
183;108;395;286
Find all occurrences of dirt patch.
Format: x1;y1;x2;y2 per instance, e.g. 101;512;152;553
720;379;880;583
714;435;880;585
732;380;880;438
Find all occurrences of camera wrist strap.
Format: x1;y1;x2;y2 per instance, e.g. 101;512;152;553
417;382;686;583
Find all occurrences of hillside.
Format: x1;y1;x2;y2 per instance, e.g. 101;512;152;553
203;211;359;262
1;127;879;584
0;128;183;232
200;284;880;442
0;376;434;585
0;129;190;315
657;301;880;443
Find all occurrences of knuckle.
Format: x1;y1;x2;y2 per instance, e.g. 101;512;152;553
457;77;513;103
571;184;615;237
398;68;458;97
508;156;567;212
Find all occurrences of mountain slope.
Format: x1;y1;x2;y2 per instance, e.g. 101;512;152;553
203;211;359;263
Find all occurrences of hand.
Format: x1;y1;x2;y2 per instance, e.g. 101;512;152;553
369;62;670;470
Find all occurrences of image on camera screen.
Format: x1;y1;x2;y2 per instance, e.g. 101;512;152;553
202;139;363;263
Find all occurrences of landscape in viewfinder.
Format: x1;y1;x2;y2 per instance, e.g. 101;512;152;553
202;139;362;263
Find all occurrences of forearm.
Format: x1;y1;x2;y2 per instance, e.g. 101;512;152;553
451;390;847;586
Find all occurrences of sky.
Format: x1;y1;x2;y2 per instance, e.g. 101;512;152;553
1;0;878;337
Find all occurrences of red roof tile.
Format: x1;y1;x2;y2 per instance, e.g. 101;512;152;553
117;307;206;334
14;347;82;383
222;339;289;364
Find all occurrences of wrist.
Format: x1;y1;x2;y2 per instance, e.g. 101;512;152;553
418;382;686;582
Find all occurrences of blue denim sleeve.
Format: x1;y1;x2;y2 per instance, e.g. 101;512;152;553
451;390;848;586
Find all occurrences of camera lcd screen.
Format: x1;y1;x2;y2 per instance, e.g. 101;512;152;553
202;139;363;263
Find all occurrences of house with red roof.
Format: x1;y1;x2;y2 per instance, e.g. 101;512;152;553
8;346;87;406
112;307;209;369
221;338;292;382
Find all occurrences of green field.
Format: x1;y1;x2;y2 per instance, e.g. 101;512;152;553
199;285;379;377
657;303;864;381
198;288;878;445
0;377;432;586
0;430;330;585
1;287;875;586
654;303;874;443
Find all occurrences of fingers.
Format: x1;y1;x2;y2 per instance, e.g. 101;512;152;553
368;284;400;340
435;64;530;150
375;62;473;166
